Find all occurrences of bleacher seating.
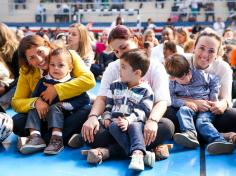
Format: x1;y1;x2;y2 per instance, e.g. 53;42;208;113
0;0;232;24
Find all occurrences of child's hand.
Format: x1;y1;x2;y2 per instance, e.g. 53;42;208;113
103;119;112;128
41;83;57;104
35;97;49;119
185;102;198;112
117;117;129;132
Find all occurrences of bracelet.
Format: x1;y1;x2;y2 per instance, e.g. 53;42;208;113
148;118;159;124
88;114;99;118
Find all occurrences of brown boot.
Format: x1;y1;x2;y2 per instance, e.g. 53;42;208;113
221;132;236;145
152;144;173;161
81;148;110;164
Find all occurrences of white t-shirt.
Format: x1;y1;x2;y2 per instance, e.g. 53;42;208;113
0;62;14;86
150;43;185;63
98;59;171;105
186;54;233;106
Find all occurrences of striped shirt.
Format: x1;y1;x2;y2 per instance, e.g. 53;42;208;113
103;81;154;124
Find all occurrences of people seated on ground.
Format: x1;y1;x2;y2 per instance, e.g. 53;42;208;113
175;27;190;48
19;48;90;155
88;49;156;171
165;54;234;154
0;23;19;110
151;26;184;63
164;29;236;155
67;23;95;68
143;29;159;48
69;25;174;165
163;40;177;64
11;35;95;154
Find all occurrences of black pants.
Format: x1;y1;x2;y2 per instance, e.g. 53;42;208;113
88;118;175;159
164;106;236;134
12;104;91;144
0;105;5;113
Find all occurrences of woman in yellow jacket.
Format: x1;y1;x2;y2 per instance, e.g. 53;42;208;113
11;35;96;150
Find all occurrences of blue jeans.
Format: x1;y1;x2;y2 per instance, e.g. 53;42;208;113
109;121;146;156
177;106;225;144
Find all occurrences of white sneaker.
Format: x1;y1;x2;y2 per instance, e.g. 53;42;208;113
128;154;144;171
144;151;155;168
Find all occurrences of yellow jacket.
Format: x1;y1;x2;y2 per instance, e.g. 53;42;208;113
12;50;96;113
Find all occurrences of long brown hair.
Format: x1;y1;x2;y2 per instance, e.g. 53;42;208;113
69;23;93;60
0;23;18;63
18;35;54;74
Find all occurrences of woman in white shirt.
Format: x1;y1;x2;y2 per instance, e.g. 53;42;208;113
80;25;174;164
165;30;236;154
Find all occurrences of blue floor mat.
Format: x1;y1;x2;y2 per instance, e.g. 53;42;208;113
1;136;201;176
2;81;236;175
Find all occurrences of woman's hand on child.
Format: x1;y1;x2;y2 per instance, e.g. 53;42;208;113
82;116;100;143
208;100;227;115
144;120;157;146
117;117;128;131
41;83;57;104
35;98;49;119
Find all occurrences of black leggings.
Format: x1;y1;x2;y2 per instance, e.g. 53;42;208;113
88;118;175;159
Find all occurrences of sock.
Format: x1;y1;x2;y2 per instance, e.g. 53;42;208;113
52;131;62;136
30;130;41;136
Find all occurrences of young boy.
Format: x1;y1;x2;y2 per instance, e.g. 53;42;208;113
20;48;90;155
101;49;155;170
165;54;234;154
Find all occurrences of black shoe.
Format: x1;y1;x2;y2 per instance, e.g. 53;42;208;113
44;135;64;155
68;133;85;148
174;131;199;148
20;134;46;154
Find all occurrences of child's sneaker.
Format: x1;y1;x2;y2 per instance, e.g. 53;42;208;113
20;134;46;154
143;151;155;167
152;144;173;160
68;133;85;148
17;136;28;152
128;154;144;171
174;131;199;148
44;135;64;155
81;147;110;164
206;141;234;155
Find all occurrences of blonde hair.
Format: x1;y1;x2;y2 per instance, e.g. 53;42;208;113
0;23;18;63
69;23;93;60
184;39;195;53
